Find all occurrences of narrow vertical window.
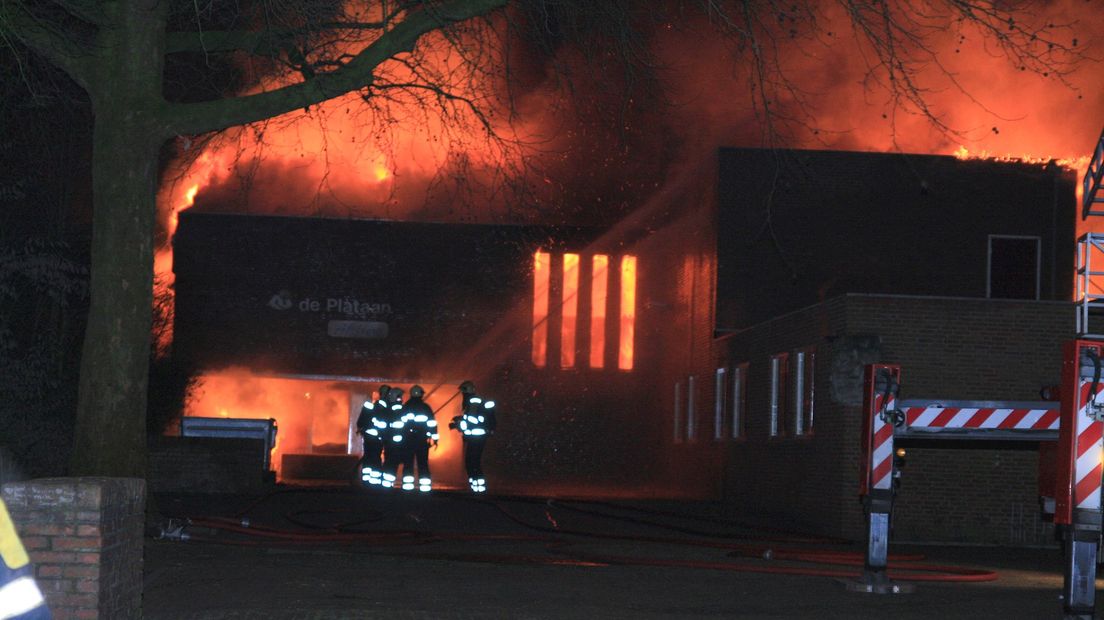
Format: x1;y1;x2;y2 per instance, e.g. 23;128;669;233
714;368;726;441
770;353;789;437
561;253;579;368
589;255;609;368
673;381;683;443
618;255;637;370
732;363;748;439
802;349;816;434
793;352;806;436
686;374;697;441
532;251;550;367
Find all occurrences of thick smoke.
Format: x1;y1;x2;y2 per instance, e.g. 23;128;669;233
160;2;1104;234
650;1;1101;157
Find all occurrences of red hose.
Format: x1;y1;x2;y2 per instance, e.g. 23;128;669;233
177;499;999;584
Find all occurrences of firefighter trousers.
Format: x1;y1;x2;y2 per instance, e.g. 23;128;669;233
463;436;487;482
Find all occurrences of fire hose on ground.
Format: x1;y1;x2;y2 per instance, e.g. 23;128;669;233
154;490;998;583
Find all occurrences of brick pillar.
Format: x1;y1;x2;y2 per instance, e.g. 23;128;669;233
1;477;145;619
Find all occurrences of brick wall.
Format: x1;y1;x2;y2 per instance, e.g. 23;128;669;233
848;294;1071;544
892;447;1053;545
846;294;1071;401
717;294;1072;544
1;477;144;619
718;296;857;538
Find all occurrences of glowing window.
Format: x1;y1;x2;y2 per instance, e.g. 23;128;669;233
618;255;637;370
532;251;550;367
531;251;635;372
561;253;579;368
590;255;608;369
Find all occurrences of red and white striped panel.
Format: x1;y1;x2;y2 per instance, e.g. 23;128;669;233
870;393;895;491
1074;381;1104;511
904;406;1060;431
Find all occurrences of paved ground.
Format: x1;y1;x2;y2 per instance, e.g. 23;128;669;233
142;485;1088;619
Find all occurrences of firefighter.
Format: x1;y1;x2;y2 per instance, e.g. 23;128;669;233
381;386;405;490
355;385;389;488
0;498;50;619
449;380;496;493
401;384;438;493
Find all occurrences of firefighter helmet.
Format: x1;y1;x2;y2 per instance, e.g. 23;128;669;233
410;384;425;399
378;385;391;400
458;380;476;394
388;387;404;402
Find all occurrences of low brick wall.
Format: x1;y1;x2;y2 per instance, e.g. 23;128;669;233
1;477;145;619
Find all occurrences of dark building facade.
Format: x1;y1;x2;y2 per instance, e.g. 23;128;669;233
715;149;1075;328
708;149;1077;544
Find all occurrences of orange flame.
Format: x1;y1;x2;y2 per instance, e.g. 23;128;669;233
183;369;467;484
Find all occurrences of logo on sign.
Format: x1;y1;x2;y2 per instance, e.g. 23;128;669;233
268;290;293;310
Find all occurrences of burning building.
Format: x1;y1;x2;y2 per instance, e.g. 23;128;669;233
168;205;715;496
165;144;1080;544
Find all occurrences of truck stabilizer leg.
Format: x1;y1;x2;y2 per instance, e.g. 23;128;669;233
1062;525;1098;620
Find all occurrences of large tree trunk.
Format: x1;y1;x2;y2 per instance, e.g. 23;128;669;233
70;0;168;477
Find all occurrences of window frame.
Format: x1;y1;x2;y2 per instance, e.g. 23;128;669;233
769;353;789;437
673;380;683;444
986;234;1041;300
792;348;816;437
731;362;748;440
714;367;726;441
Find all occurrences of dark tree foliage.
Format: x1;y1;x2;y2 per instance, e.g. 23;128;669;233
0;47;90;481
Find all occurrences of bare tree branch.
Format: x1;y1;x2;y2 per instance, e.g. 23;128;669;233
47;0;105;27
162;0;508;137
0;0;94;88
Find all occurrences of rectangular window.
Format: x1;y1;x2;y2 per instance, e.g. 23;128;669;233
988;235;1040;300
590;255;608;369
801;349;815;435
686;374;697;441
618;255;637;370
561;253;579;368
770;353;789;437
673;380;683;443
532;251;550;367
731;362;748;439
714;368;726;441
793;351;817;436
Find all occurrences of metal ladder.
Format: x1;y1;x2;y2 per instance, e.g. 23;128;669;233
1076;126;1104;337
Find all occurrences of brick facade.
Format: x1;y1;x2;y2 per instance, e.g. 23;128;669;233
716;294;1071;544
1;477;145;619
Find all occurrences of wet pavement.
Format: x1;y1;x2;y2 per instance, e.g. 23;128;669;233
142;484;1088;619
